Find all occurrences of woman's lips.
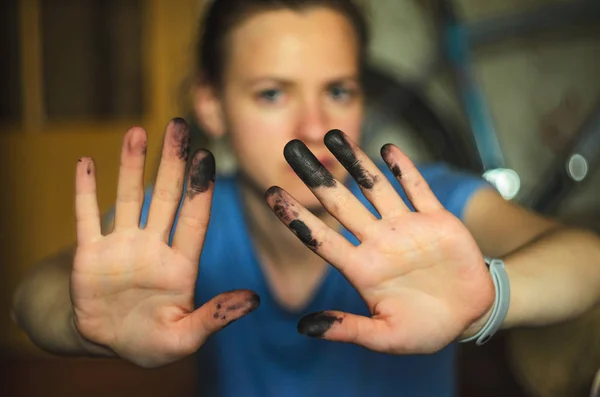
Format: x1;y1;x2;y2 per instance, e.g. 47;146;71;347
318;157;336;171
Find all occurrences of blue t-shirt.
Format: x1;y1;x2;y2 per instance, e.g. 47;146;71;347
139;163;490;397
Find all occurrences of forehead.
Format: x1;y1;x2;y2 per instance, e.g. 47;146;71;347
224;8;360;81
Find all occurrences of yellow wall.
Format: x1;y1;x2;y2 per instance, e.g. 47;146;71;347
1;0;203;355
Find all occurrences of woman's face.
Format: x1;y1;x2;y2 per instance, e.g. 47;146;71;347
200;7;364;207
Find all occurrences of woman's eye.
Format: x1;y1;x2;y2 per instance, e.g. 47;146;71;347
328;86;354;102
257;89;283;103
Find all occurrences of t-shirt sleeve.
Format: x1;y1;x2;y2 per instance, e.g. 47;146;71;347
379;162;495;221
427;164;494;221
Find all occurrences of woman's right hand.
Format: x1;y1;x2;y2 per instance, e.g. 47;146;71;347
71;118;259;368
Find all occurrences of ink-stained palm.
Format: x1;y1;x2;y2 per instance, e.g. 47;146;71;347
266;130;494;354
72;119;259;368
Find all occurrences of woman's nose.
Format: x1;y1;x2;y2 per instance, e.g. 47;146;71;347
295;100;328;143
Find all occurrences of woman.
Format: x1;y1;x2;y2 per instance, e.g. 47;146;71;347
12;1;600;396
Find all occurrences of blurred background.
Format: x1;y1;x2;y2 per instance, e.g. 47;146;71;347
0;0;599;396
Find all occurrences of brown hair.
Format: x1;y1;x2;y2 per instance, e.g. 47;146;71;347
196;0;370;87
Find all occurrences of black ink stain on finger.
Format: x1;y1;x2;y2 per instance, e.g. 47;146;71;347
355;167;378;189
380;143;394;159
283;140;336;188
187;151;216;200
219;294;260;329
213;312;227;321
324;129;378;190
297;311;343;338
391;165;402;179
86;162;92;175
273;203;291;222
380;144;402;179
289;220;319;250
225;302;246;311
214;295;232;308
222;294;261;315
266;187;300;223
265;186;281;200
171;118;190;161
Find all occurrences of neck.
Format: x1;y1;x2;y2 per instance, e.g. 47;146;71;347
237;172;341;310
237;172;334;274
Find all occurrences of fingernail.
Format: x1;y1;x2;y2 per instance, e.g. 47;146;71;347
297;311;343;338
128;128;147;156
226;293;260;317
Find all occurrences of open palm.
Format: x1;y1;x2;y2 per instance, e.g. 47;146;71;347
266;129;494;354
72;119;259;368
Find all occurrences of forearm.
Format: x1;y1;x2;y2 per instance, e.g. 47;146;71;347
11;247;114;357
502;227;600;329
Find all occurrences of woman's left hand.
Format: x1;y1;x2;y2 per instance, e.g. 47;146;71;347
265;129;494;354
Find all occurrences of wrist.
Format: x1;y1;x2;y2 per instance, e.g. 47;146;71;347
460;305;493;340
68;312;116;358
459;257;511;345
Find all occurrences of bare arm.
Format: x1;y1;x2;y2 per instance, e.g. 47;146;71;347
264;133;600;355
11;218;115;357
464;188;600;329
12;121;259;368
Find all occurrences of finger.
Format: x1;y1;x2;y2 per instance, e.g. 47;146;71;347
146;118;190;240
324;129;409;217
283;140;376;240
380;144;443;213
265;186;356;275
172;150;215;263
297;310;391;352
114;127;147;230
184;290;260;346
75;158;102;245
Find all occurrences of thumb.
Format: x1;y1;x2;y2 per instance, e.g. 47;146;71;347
185;289;260;346
297;310;390;352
